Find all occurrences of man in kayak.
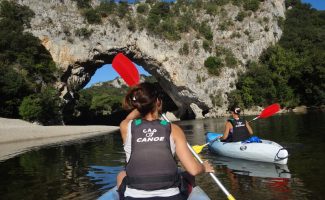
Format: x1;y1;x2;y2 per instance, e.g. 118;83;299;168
219;106;253;142
116;82;214;200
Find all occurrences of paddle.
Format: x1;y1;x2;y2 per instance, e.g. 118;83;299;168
111;53;236;200
192;103;281;154
112;53;140;86
249;103;281;122
192;136;220;154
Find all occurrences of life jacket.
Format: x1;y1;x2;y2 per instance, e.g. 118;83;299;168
125;119;179;191
228;118;251;142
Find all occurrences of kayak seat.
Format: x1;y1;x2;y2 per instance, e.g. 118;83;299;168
242;136;262;143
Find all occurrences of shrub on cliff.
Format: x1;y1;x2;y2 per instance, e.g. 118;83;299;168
75;27;93;39
72;0;91;9
137;3;149;14
204;56;224;76
243;0;260;12
96;0;116;17
82;8;101;24
198;21;213;41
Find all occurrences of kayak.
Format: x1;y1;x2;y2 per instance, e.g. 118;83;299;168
98;185;210;200
206;132;289;165
95;167;211;200
216;156;291;178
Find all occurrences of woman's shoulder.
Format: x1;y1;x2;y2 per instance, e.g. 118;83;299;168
170;123;182;131
170;123;186;141
120;118;133;129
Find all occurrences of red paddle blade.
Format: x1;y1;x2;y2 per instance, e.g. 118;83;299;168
259;103;281;119
112;53;140;86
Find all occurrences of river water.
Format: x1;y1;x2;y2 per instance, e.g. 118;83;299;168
0;112;324;200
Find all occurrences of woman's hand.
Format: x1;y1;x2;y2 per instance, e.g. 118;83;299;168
202;160;215;173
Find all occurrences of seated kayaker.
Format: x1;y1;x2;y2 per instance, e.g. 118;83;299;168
116;82;214;200
219;106;253;142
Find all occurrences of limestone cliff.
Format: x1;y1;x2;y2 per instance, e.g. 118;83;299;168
17;0;285;119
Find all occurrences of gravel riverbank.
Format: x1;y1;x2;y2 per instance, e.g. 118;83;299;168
0;118;119;161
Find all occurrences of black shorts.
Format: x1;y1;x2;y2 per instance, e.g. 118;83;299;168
119;172;193;200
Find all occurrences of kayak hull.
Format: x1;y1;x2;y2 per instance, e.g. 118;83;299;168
98;186;210;200
206;132;288;165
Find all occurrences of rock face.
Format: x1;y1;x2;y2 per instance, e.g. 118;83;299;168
18;0;285;119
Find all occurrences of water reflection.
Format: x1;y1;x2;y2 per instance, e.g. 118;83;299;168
87;166;123;190
175;113;324;200
0;113;324;199
213;156;291;179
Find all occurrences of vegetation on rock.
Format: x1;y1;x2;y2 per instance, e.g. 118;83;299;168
0;0;323;124
0;1;61;124
73;0;262;42
228;0;325;108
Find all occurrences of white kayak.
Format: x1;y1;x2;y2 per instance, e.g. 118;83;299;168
98;185;210;200
206;132;289;165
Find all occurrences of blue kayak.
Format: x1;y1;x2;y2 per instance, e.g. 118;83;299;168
98;185;210;200
206;132;289;165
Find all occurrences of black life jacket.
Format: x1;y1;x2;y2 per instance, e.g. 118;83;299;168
125;119;179;191
228;118;251;142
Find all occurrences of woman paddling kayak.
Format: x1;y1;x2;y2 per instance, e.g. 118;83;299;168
116;82;214;200
220;106;254;142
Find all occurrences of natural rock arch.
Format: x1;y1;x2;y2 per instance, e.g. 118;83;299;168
59;47;210;120
19;0;286;119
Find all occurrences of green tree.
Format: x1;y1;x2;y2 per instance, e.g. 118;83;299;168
19;88;62;124
90;94;122;115
19;94;43;122
0;63;30;117
230;0;325;108
236;62;277;107
0;1;58;118
0;0;34;27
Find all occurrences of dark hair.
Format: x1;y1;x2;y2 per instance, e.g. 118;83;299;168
123;82;161;116
230;106;241;114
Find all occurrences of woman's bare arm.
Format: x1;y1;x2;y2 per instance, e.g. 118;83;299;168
171;124;214;176
120;109;140;143
246;121;254;135
220;122;232;140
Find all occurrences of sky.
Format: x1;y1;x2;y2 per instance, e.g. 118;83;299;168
301;0;325;10
84;63;150;88
85;0;324;88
